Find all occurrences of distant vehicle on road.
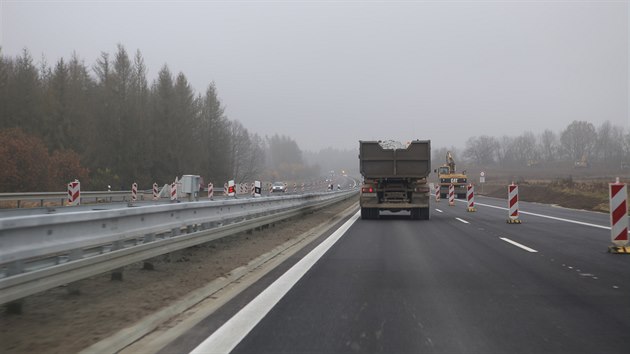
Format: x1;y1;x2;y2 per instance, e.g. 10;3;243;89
271;182;287;193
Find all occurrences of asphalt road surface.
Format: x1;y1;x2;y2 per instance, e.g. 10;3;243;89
166;196;630;354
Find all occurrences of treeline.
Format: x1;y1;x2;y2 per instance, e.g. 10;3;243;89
0;46;311;192
437;120;630;168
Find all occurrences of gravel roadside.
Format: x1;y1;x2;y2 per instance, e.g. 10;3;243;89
0;196;359;354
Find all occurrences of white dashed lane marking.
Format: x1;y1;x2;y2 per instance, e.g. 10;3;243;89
499;237;538;253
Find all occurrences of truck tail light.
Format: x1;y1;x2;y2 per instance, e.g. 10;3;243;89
361;186;374;193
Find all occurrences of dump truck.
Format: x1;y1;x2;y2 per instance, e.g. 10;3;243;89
437;151;467;199
359;140;432;220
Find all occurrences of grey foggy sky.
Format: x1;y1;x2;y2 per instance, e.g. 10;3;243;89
1;0;628;152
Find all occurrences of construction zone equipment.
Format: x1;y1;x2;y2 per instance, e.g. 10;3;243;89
574;153;589;168
507;183;521;224
466;184;476;212
608;178;628;254
436;151;467;199
359;140;431;220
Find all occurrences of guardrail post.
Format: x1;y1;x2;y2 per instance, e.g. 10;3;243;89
5;261;25;314
142;233;157;270
110;240;125;281
65;249;84;295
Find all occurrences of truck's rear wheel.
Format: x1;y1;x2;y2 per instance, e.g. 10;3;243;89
411;208;430;220
361;208;378;220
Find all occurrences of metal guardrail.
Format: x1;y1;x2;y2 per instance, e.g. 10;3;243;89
0;190;358;305
0;190;158;207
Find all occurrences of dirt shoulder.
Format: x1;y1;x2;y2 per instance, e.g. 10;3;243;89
0;195;359;354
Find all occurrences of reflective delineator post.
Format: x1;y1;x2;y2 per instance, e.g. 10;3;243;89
152;183;159;200
609;178;629;253
507;183;521;224
466;184;476;212
448;184;455;206
208;183;214;200
131;182;138;202
254;181;262;197
67;180;80;206
228;180;236;197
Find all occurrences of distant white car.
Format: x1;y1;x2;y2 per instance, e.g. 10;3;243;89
272;182;287;193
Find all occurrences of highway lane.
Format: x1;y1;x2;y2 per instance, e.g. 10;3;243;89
175;197;629;353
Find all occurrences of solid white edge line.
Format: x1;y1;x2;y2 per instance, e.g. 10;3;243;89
500;237;538;253
456;199;614;231
455;217;469;224
435;209;443;213
189;211;361;354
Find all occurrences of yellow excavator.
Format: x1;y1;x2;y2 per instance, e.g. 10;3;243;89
437;151;468;199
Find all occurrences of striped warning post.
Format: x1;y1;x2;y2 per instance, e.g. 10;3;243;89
293;183;297;193
152;183;159;200
435;184;441;202
67;180;80;206
208;183;214;199
507;183;521;224
609;179;629;253
466;184;476;212
301;183;305;193
448;184;455;206
268;183;273;194
131;182;138;202
170;181;178;201
223;183;228;196
251;182;255;196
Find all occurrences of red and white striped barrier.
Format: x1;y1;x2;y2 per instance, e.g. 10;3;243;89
293;183;297;193
448;184;455;206
466;184;476;212
152;183;159;200
170;180;178;201
208;182;214;199
609;179;628;252
507;183;521;224
224;183;228;196
301;183;305;192
131;182;138;202
435;184;441;202
268;183;273;194
67;180;80;206
251;182;255;196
